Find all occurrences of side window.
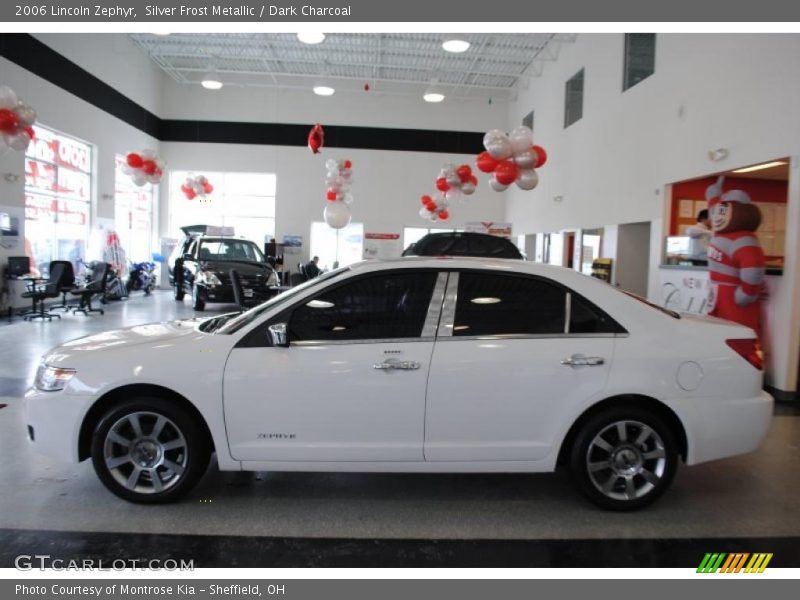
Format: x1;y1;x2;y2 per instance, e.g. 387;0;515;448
454;273;566;336
569;294;617;333
288;271;438;342
187;240;197;257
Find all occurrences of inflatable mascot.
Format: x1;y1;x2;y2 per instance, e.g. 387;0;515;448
705;176;766;338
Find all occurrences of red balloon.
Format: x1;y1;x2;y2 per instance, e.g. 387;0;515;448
203;182;213;194
24;126;35;140
495;160;518;186
476;151;499;174
426;200;437;211
326;190;337;201
438;210;449;220
185;189;196;200
126;153;143;169
0;108;19;134
308;123;324;154
421;195;433;206
141;160;157;175
456;165;472;182
532;145;547;168
469;175;478;186
435;177;450;192
343;160;352;169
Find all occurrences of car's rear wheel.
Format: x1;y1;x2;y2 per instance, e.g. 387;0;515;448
192;285;205;311
91;398;211;503
569;407;678;510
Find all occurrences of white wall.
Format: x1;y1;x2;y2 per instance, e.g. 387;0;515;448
159;142;506;265
506;33;800;392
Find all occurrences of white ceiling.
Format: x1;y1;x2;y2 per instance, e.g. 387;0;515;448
129;33;575;101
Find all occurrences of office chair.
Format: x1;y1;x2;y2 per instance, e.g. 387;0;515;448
48;260;76;312
71;262;109;316
21;263;66;322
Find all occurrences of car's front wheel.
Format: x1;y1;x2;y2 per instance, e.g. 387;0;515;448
91;398;211;503
569;407;678;511
192;285;205;311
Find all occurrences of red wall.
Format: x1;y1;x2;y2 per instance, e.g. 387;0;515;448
670;176;788;235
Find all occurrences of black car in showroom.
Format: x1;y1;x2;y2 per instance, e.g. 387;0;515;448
168;225;280;311
402;231;524;259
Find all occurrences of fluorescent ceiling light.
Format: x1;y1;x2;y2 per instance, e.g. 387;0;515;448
297;32;326;44
201;68;223;90
151;31;170;36
731;161;787;174
470;297;501;305
442;37;470;53
313;84;335;96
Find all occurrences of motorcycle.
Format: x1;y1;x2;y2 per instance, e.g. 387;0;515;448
127;261;157;295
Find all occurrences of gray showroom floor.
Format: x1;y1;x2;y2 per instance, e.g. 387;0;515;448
1;290;799;544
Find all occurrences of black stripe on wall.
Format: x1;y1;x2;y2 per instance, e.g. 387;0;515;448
0;33;484;155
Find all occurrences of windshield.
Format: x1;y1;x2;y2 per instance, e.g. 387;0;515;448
198;239;265;262
215;267;350;334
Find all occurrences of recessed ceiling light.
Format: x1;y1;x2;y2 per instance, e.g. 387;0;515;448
731;161;788;174
313;84;335;96
470;297;501;305
201;76;223;90
297;32;326;44
442;37;470;53
424;91;445;103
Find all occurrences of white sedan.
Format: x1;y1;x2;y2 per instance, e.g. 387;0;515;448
25;257;772;510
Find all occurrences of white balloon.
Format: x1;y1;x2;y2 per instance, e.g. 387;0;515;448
6;131;31;151
324;200;351;229
485;137;513;160
489;176;510;192
514;148;537;170
140;148;157;160
0;86;18;110
341;192;354;205
445;188;462;204
419;206;431;219
132;172;148;186
121;164;133;175
515;169;539;191
482;129;506;149
461;181;476;195
155;159;166;171
325;158;338;171
14;103;37;127
509;126;533;154
147;173;161;185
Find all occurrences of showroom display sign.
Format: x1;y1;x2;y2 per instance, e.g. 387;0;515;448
363;232;401;259
465;221;513;238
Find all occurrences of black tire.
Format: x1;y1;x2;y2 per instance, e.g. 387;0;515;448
192;285;205;311
569;407;679;511
90;397;211;504
126;278;134;294
173;280;185;301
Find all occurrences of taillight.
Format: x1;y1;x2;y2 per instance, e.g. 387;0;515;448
726;339;764;370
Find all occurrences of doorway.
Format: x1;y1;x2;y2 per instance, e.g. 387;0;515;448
616;222;651;297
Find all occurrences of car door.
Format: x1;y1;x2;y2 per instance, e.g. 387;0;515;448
223;269;445;462
424;270;617;462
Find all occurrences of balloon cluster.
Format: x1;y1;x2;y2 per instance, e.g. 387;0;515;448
181;174;213;201
476;126;547;191
435;163;478;204
308;123;324;154
0;86;37;152
124;150;165;187
419;194;449;223
323;158;354;229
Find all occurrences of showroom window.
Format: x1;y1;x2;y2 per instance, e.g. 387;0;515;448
288;271;438;342
169;171;276;245
24;124;93;274
454;272;567;336
564;69;584;128
309;221;364;271
114;154;156;263
623;33;656;90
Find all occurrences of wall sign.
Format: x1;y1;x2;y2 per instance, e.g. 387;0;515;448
465;221;513;237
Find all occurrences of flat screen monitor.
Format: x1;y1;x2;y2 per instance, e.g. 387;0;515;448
7;256;30;277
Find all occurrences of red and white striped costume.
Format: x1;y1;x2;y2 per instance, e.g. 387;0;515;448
705;181;765;338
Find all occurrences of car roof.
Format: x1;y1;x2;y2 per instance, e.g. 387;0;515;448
350;256;568;275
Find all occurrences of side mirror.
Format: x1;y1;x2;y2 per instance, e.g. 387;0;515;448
268;322;289;347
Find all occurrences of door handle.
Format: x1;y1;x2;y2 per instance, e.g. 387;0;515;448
561;355;605;367
373;360;421;371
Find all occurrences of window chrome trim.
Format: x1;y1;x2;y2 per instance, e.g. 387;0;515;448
421;272;448;338
292;337;436;347
564;292;572;334
438;333;619;342
437;271;459;338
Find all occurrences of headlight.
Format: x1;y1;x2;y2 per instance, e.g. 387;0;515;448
267;271;279;286
197;271;222;286
34;364;76;392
